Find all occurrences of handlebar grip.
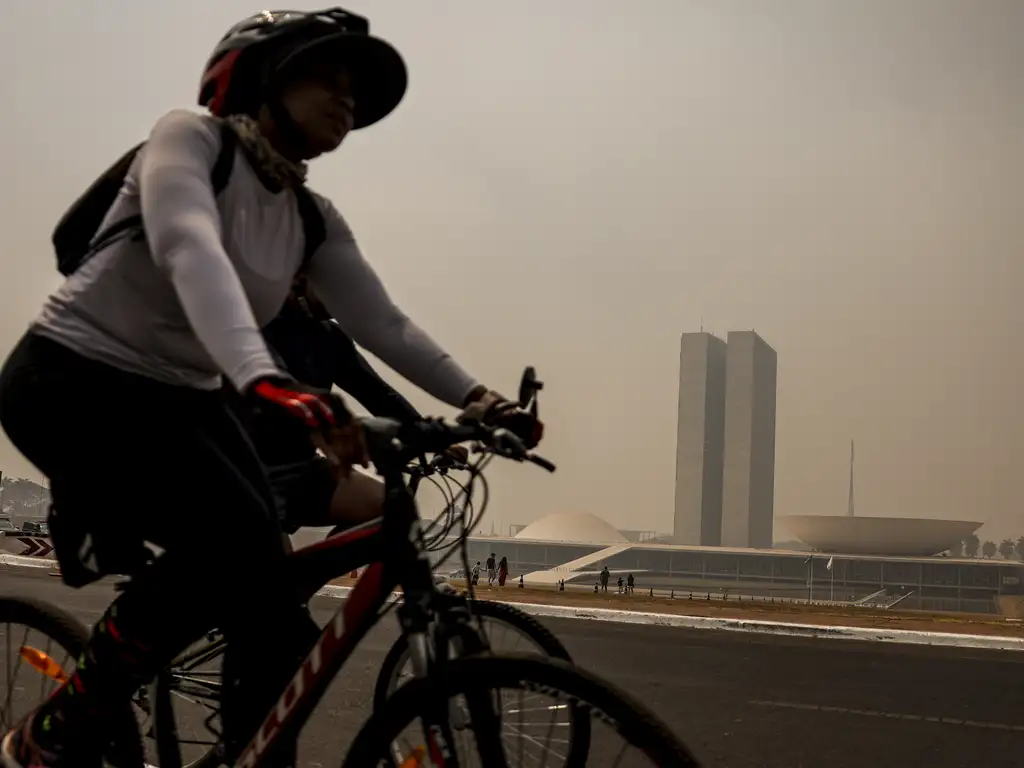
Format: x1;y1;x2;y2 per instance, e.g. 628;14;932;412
529;454;557;473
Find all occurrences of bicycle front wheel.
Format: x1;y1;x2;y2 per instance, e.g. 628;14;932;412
139;631;226;768
344;654;700;768
372;599;574;709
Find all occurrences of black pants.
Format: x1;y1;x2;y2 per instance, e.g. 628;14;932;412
223;383;337;533
0;333;318;762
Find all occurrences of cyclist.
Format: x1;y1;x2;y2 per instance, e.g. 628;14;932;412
0;9;531;768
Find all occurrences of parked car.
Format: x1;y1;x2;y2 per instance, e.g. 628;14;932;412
21;521;49;536
0;518;16;536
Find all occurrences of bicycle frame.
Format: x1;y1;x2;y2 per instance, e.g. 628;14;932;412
283;465;442;602
150;463;474;767
233;438;495;768
144;516;386;768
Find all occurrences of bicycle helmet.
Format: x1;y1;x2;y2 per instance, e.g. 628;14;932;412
199;8;407;130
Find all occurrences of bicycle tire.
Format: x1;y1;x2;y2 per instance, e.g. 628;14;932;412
146;635;226;768
371;599;574;710
154;602;583;768
343;654;701;768
0;597;146;768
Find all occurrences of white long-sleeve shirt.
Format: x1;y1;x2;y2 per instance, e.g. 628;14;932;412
33;109;478;407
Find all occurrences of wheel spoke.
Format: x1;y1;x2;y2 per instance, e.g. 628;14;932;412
364;655;696;768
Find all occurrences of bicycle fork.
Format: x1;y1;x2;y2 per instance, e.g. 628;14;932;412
396;599;454;767
398;601;510;768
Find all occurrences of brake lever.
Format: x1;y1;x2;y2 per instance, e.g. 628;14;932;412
490;427;527;457
435;461;470;475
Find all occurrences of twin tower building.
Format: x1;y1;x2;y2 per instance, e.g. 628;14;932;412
674;331;778;549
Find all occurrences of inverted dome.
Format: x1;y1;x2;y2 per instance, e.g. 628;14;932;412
515;512;628;545
778;515;983;557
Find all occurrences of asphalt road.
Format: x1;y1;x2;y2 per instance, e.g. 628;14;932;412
2;567;1022;768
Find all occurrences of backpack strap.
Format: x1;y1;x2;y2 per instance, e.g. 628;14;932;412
212;122;237;194
293;184;326;267
215;119;323;267
84;124;238;262
84;211;144;259
217;119;323;266
80;122;324;276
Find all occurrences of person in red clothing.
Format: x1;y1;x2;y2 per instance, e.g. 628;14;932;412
497;555;509;587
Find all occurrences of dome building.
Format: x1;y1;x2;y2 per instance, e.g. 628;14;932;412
514;512;628;546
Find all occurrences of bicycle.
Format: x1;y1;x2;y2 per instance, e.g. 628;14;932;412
142;593;575;768
134;429;578;767
10;369;702;767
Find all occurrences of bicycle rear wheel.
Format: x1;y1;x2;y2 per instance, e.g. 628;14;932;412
0;596;145;768
343;654;701;768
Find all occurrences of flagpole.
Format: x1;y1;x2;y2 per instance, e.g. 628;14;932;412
825;556;835;601
805;555;814;602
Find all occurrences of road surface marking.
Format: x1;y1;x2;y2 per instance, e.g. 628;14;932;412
749;699;1024;731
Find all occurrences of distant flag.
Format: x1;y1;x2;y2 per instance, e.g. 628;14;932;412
826;556;834;571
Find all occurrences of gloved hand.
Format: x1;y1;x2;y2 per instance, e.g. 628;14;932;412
249;376;350;428
458;388;544;449
248;377;368;477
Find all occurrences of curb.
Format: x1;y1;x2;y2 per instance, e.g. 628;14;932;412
314;586;1024;652
0;554;58;569
8;558;1019;652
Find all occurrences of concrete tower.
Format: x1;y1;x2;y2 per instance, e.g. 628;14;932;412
673;332;728;545
720;331;778;549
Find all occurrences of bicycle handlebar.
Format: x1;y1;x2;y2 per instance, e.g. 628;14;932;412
361;366;555;474
361;416;555;473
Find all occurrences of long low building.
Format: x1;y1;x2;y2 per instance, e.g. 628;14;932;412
457;513;1024;615
777;514;983;557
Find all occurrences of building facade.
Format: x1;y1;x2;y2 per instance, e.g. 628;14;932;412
457;536;1022;615
673;330;778;548
721;331;778;549
673;333;728;546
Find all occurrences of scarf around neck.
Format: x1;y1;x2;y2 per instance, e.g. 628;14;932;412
223;113;308;189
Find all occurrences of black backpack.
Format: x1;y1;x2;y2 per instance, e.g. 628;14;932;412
52;121;326;277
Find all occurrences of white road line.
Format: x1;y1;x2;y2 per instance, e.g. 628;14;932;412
749;699;1024;732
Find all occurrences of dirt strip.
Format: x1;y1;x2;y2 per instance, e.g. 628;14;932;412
327;577;1024;638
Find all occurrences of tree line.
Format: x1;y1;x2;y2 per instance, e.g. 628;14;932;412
0;475;50;518
949;534;1024;561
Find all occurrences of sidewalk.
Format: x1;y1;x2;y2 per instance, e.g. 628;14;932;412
328;576;1024;639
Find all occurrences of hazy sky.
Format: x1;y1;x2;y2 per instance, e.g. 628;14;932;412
1;1;1021;541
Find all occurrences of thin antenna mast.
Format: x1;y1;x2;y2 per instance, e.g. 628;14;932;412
847;440;856;517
